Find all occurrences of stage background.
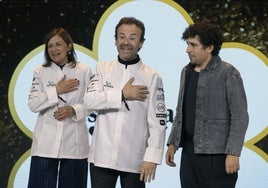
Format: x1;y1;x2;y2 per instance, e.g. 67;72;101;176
0;0;267;188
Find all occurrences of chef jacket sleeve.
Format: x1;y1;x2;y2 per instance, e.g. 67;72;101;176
143;74;166;164
83;62;122;110
71;66;94;121
28;66;58;113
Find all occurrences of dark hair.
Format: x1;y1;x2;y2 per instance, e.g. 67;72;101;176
43;28;77;67
114;17;145;42
182;20;223;56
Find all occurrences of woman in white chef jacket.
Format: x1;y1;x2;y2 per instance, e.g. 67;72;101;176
27;28;92;188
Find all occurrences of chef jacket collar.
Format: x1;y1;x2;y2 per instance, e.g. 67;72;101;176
118;55;140;69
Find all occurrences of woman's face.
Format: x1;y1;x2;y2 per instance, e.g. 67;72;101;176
47;35;71;65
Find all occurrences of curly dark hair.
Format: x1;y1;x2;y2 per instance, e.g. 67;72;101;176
182;19;223;56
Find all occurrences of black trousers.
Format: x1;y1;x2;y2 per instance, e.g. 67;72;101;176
90;163;145;188
180;140;237;188
28;156;88;188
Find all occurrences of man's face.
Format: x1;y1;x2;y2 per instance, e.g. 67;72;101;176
186;36;213;69
115;24;144;61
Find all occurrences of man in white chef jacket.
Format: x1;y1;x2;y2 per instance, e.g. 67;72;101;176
83;17;166;188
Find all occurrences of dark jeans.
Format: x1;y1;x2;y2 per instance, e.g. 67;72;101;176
180;140;237;188
90;163;145;188
28;156;88;188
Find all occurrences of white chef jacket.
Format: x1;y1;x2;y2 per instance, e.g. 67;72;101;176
28;62;92;159
83;60;166;173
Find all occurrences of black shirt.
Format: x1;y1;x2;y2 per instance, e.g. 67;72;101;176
182;68;199;140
